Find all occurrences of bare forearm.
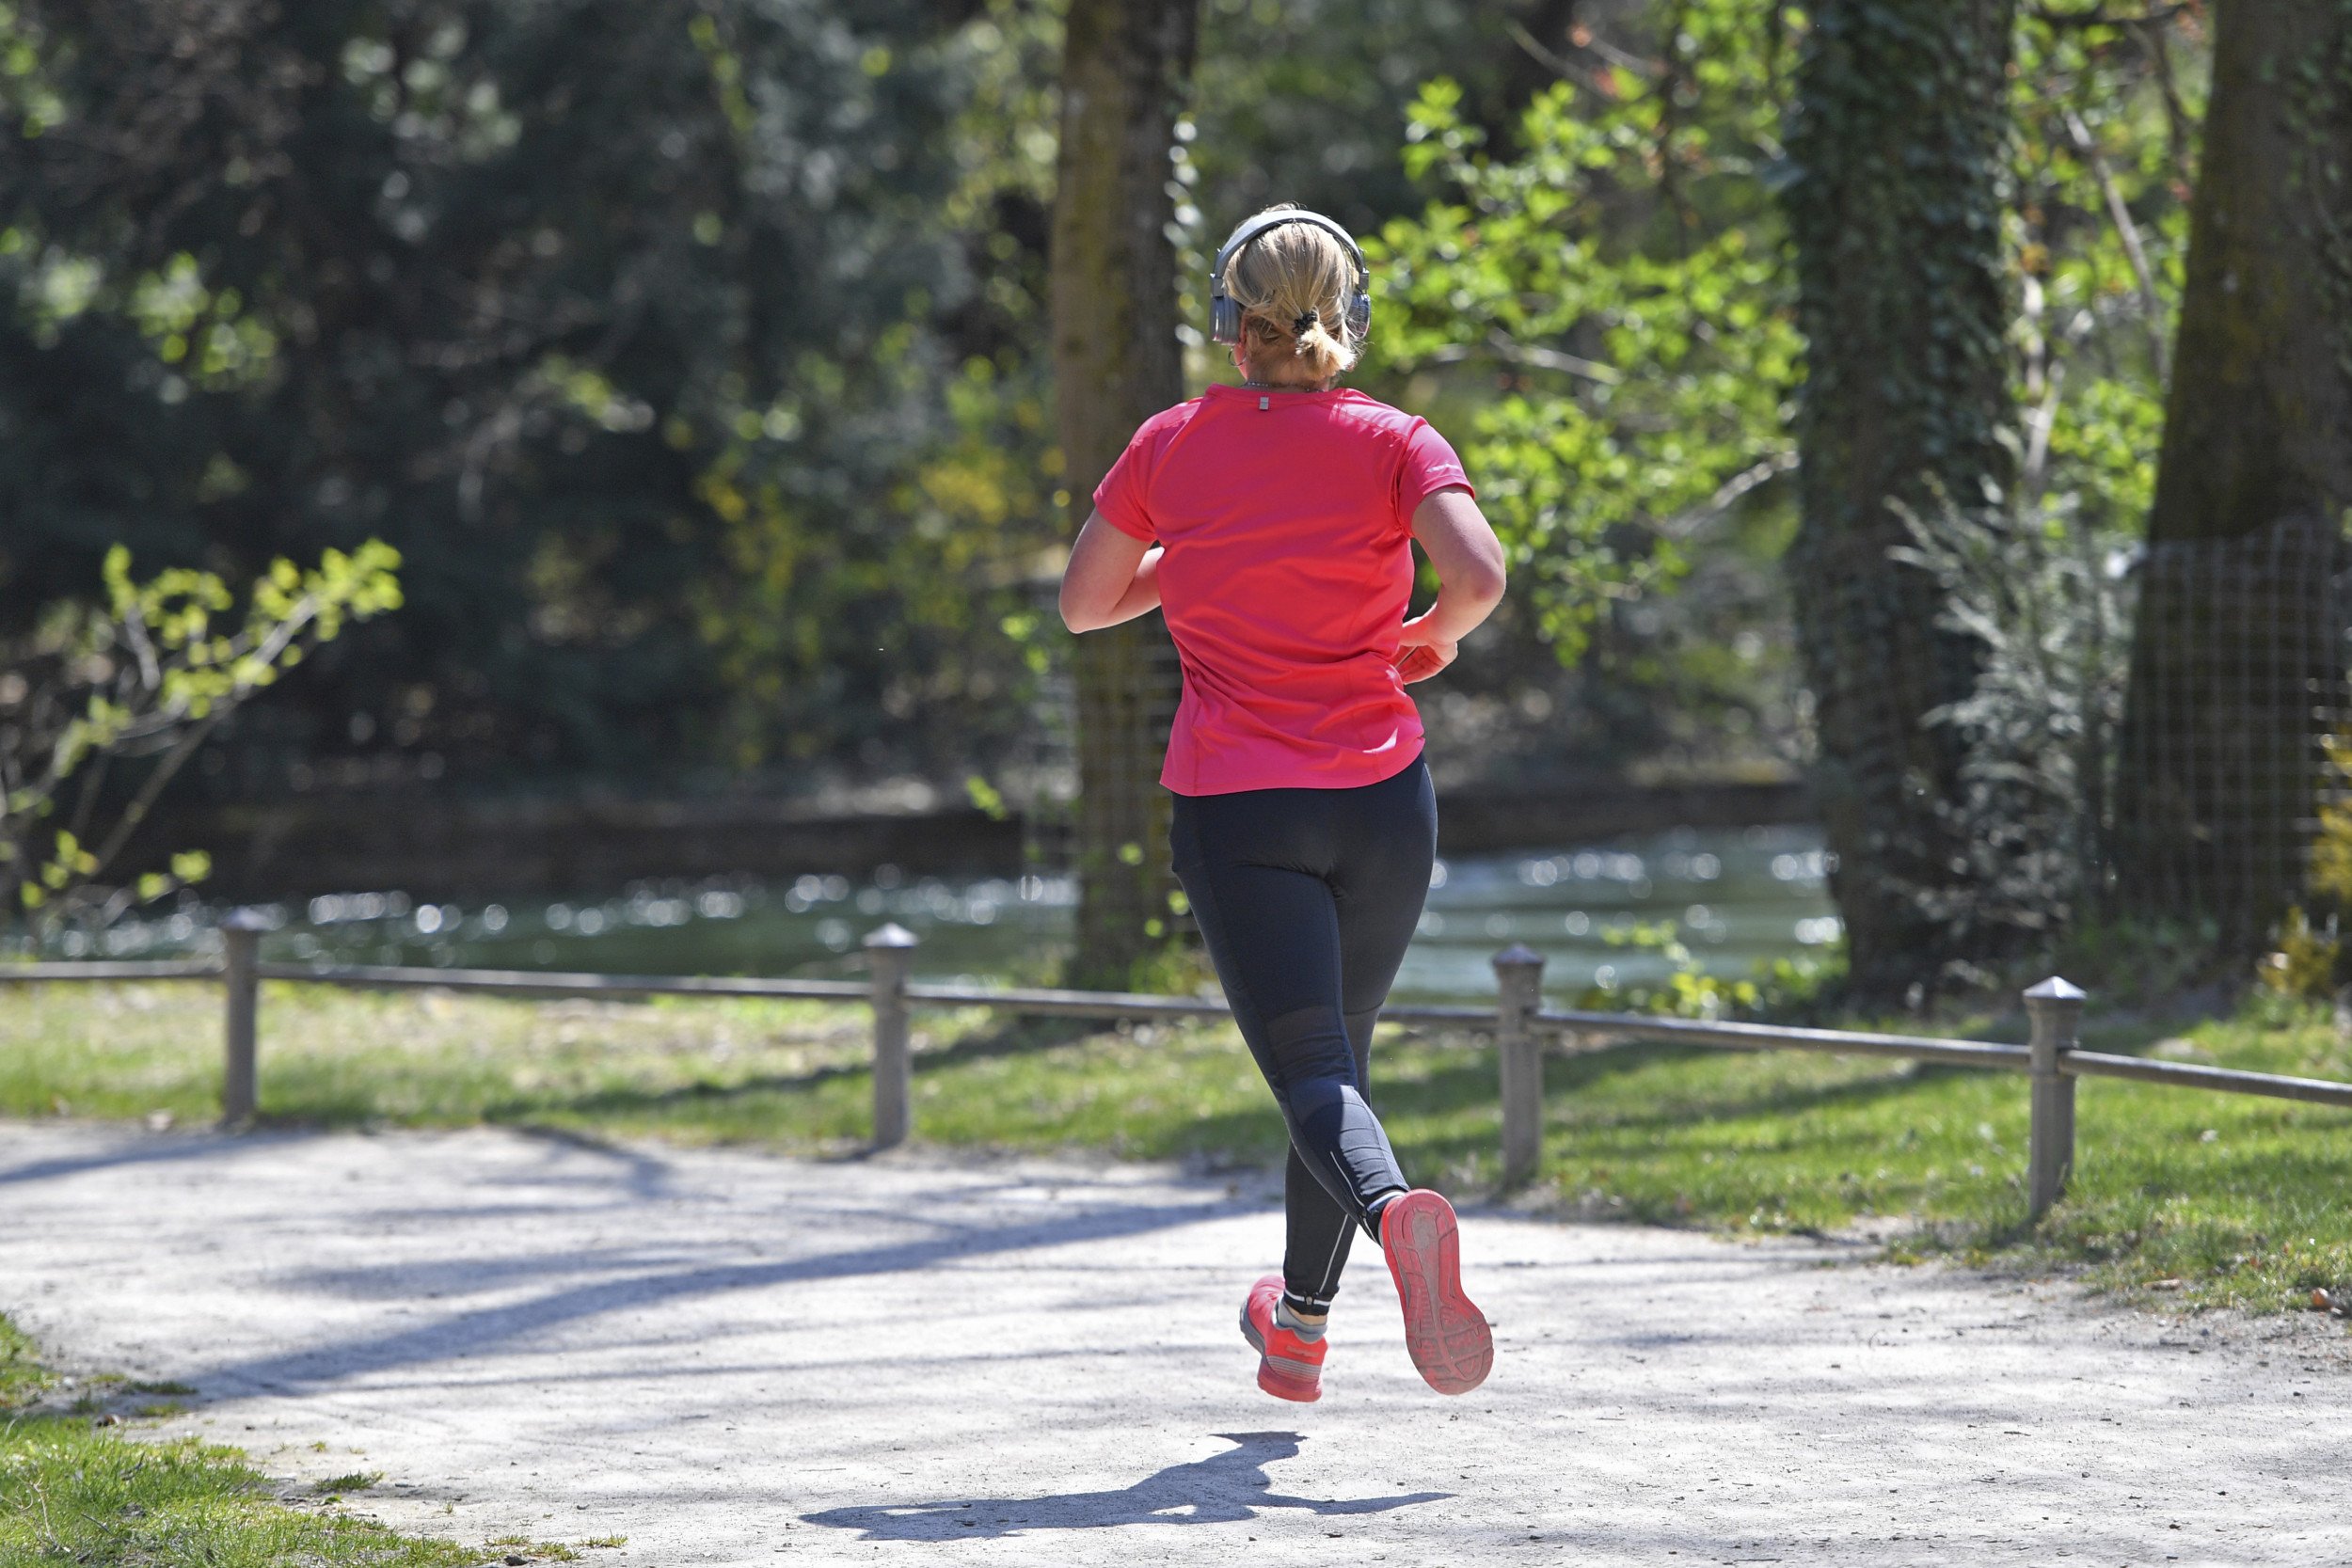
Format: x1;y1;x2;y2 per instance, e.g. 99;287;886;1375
1072;547;1164;631
1404;487;1507;650
1109;547;1165;622
1411;578;1503;644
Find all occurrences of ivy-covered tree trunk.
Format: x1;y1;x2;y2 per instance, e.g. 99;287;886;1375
1779;0;2019;1000
1051;0;1198;988
2111;0;2352;948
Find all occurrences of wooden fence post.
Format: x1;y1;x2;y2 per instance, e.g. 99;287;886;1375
1493;942;1547;1188
220;909;267;1127
865;923;918;1148
2024;975;2086;1221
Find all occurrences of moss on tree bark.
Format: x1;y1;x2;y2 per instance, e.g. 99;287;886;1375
1050;0;1199;988
1781;0;2020;997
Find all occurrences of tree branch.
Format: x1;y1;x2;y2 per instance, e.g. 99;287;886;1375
1421;330;1624;385
1655;450;1800;539
86;709;221;883
1504;21;1610;95
2061;107;2170;384
2027;4;2189;29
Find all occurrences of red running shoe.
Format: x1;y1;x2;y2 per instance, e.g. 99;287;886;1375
1379;1189;1492;1395
1238;1273;1326;1402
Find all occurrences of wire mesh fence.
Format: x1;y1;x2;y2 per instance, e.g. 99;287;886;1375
2114;512;2352;941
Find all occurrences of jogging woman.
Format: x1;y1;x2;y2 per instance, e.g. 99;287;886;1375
1059;205;1506;1402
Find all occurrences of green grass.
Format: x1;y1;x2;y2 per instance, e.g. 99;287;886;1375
0;1318;56;1409
0;1314;635;1565
1514;1006;2352;1312
0;1317;476;1568
6;979;2351;1314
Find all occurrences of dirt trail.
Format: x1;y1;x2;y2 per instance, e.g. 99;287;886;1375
3;1121;2344;1565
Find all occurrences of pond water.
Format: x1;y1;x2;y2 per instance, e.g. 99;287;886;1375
40;823;1837;1006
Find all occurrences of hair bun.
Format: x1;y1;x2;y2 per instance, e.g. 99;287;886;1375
1221;208;1363;382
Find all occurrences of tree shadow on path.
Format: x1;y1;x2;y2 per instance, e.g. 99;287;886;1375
802;1431;1449;1541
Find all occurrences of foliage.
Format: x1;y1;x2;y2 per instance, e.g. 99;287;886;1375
2257;905;2340;1000
2041;910;2230;1000
1888;488;2137;980
1358;3;2204;824
1774;0;2026;1000
1;545;401;932
0;0;1620;801
1774;1;2206;990
2260;738;2352;999
1369;1;1804;665
2309;737;2352;906
2010;7;2202;507
2287;0;2352;386
1934;2;2206;977
1570;916;1841;1021
0;0;1004;787
0;0;2234;933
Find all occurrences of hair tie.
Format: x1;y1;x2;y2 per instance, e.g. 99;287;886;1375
1293;310;1318;335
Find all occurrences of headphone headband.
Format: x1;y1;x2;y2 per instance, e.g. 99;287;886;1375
1208;208;1373;347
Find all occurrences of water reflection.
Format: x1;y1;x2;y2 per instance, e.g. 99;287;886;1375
29;824;1835;1006
1393;824;1835;1001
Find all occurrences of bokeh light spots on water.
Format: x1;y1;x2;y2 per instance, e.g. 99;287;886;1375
29;823;1833;1004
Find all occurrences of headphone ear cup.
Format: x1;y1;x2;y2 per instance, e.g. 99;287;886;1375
1211;295;1241;345
1347;292;1372;341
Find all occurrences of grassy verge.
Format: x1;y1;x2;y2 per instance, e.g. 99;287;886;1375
0;1314;500;1567
4;979;2350;1315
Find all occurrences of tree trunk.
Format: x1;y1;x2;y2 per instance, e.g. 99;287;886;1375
2112;0;2352;948
1051;0;1198;989
1780;0;2019;999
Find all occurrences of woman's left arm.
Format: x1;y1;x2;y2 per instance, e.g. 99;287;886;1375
1059;510;1163;633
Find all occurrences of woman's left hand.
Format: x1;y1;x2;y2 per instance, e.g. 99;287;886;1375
1392;617;1458;685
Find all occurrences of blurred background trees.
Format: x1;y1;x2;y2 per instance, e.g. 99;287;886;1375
0;0;996;789
21;0;2349;1006
0;0;1592;803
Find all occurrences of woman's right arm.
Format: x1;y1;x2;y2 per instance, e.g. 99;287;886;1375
1059;510;1162;633
1395;486;1506;684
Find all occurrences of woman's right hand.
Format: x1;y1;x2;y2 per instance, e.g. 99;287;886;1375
1392;616;1459;685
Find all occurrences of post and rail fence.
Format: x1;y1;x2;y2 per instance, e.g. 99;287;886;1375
10;920;2352;1220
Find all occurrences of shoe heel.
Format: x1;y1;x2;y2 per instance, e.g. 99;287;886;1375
1381;1189;1493;1396
1255;1357;1322;1403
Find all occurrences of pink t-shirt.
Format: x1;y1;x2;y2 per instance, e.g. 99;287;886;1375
1092;384;1474;796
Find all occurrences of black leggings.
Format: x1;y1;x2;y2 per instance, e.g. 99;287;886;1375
1169;752;1436;1313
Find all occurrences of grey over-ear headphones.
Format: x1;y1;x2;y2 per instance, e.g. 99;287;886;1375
1208;208;1372;346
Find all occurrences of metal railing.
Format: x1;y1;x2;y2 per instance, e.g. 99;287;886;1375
8;917;2352;1219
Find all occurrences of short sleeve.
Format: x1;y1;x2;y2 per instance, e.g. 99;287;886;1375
1394;419;1474;529
1091;421;1161;543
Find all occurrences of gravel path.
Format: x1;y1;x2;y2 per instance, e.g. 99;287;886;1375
2;1120;2345;1566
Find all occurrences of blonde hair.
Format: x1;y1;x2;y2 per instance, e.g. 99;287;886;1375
1221;204;1363;384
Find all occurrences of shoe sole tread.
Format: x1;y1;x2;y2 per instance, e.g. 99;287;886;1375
1381;1191;1492;1396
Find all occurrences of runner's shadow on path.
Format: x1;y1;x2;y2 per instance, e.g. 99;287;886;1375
803;1431;1448;1541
